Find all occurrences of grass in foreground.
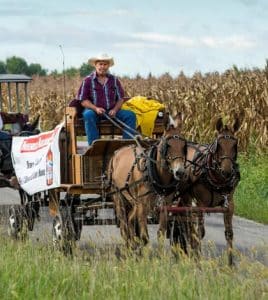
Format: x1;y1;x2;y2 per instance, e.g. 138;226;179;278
235;154;268;224
0;237;267;300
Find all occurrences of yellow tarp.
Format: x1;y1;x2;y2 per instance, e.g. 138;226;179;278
122;96;165;137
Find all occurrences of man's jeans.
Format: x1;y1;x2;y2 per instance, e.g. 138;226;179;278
82;109;136;145
0;131;11;140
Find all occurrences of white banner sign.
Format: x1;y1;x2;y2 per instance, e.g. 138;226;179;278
12;123;63;195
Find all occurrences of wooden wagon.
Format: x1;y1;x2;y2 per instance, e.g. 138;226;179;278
0;74;42;238
47;105;167;249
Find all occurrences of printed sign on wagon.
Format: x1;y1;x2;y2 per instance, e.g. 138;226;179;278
11;123;63;195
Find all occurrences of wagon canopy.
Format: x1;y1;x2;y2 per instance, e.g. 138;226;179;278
0;74;32;113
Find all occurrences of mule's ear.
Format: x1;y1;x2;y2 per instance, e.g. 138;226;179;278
31;114;40;130
163;112;171;131
173;112;183;130
216;118;223;132
233;116;240;133
166;115;177;131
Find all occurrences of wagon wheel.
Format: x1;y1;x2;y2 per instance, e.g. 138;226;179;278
8;206;28;240
52;196;82;255
25;200;40;231
19;189;41;231
71;194;83;241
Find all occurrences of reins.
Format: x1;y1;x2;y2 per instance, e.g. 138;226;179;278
103;112;154;149
146;145;181;196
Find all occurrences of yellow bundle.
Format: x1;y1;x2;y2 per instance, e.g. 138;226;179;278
122;96;165;136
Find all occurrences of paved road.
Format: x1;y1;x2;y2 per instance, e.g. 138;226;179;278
1;188;268;265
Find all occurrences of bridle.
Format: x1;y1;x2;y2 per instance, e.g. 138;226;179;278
144;134;188;196
201;133;240;194
209;134;238;174
159;134;187;172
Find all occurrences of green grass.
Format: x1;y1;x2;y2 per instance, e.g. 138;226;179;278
235;154;268;224
0;238;267;300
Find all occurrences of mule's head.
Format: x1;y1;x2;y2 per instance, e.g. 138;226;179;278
160;112;188;181
213;116;240;178
22;114;40;133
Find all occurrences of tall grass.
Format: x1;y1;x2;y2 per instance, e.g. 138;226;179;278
0;237;267;300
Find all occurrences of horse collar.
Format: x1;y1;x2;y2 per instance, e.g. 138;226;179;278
146;146;179;196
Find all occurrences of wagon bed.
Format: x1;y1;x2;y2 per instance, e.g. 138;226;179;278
58;106;166;193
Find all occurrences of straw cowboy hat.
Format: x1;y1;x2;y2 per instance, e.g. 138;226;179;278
88;53;114;67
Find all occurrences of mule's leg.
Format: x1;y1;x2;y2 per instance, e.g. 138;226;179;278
114;196;131;247
157;206;167;243
223;199;234;266
198;212;205;239
136;201;149;246
127;205;139;250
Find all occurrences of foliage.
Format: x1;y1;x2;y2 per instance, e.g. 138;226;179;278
122;69;268;153
65;67;79;78
0;68;267;153
0;54;139;78
6;56;29;74
0;238;267;300
50;69;59;77
3;56;47;76
28;63;47;76
49;63;93;77
79;62;94;77
235;154;268;223
0;61;6;73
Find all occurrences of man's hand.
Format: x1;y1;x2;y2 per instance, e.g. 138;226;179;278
108;109;117;117
95;107;106;115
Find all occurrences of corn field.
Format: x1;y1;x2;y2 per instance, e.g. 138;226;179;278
1;69;267;153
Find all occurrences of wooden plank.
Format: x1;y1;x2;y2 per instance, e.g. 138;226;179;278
73;154;83;184
74;119;165;137
82;139;136;156
58;183;102;194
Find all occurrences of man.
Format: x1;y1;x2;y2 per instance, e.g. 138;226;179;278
77;53;136;145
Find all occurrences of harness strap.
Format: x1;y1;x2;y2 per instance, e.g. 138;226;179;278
146;145;179;196
109;177;152;200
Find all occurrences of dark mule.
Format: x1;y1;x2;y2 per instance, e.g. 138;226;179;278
108;113;189;249
181;116;241;264
0;114;40;184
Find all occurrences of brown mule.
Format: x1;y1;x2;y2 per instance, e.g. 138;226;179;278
107;113;189;249
181;116;241;264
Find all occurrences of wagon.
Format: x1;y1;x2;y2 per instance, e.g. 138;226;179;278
0;74;41;238
46;103;167;250
48;105;212;254
4;80;239;262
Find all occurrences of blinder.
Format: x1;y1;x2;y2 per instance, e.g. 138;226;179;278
160;135;187;162
211;135;238;160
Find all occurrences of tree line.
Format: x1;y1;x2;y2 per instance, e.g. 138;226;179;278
0;56;94;77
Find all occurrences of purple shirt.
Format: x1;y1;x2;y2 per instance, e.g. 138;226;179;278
77;72;124;110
